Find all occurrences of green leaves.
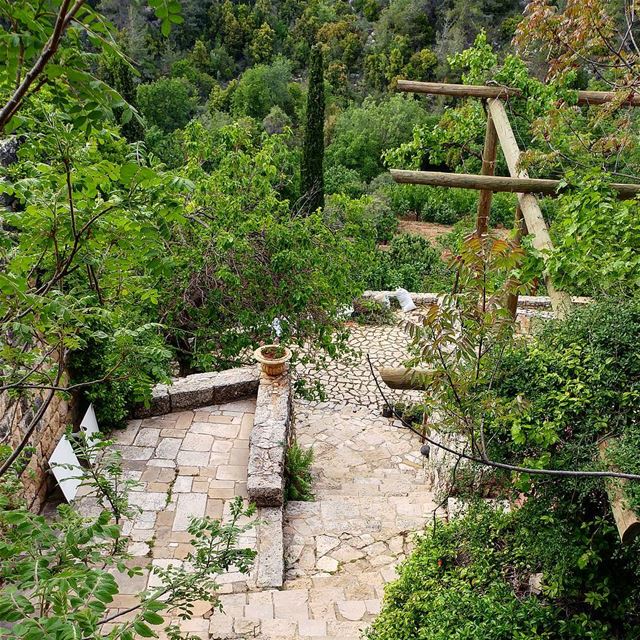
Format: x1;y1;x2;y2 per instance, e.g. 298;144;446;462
548;171;640;296
147;0;183;36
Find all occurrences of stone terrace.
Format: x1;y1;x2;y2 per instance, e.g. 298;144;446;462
297;313;425;412
206;405;441;640
77;397;259;635
75;314;442;639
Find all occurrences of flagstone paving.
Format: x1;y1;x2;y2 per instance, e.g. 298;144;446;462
75;397;260;635
74;315;442;639
207;316;442;639
206;402;442;640
296;313;425;412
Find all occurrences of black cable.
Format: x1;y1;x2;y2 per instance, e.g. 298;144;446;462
366;354;640;482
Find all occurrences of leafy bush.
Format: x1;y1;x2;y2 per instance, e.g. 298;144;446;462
171;58;215;99
326;95;430;181
325;164;366;198
323;193;396;243
231;57;297;120
548;172;640;296
490;299;640;510
368;502;640;640
144;125;184;168
285;441;314;501
136;77;199;133
371;181;434;219
262;105;292;135
161;125;376;373
67;318;172;430
366;234;444;292
368;179;516;227
351;297;394;325
369;195;398;243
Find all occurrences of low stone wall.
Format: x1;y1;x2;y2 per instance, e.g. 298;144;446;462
133;367;260;418
362;290;590;310
255;506;285;588
246;372;292;507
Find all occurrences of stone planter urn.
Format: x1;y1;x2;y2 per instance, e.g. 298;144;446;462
253;344;292;376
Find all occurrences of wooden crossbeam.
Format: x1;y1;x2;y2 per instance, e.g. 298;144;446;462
379;367;434;390
397;80;640;106
390;169;640;199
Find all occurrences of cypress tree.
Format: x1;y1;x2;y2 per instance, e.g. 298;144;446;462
301;44;325;214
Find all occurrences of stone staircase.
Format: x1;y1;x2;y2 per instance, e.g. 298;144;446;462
209;403;443;639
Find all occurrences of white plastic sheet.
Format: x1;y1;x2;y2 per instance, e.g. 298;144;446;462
49;435;82;502
80;403;100;460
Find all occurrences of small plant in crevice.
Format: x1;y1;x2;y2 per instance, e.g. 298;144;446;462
392;401;427;429
285;441;314;501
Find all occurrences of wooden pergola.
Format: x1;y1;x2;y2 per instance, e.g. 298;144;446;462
390;80;640;319
383;80;640;543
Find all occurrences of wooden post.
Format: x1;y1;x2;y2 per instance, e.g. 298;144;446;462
488;98;573;319
505;205;525;319
599;440;640;544
476;108;498;236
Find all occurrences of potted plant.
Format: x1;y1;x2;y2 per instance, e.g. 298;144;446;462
253;344;292;376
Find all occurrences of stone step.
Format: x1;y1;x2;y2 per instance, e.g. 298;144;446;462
208;587;378;639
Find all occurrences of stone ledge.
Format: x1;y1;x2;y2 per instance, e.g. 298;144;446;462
255;506;284;588
133;366;260;418
362;290;590;311
246;371;292;507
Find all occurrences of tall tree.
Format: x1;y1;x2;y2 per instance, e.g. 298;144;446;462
301;44;325;214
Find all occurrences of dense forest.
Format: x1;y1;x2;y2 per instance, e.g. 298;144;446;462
2;0;640;638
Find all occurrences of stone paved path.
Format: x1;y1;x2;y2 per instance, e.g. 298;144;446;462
207;404;441;640
76;398;259;636
74;315;442;639
297;313;425;412
206;317;442;639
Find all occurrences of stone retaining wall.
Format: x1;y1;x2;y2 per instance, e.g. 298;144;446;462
0;390;72;512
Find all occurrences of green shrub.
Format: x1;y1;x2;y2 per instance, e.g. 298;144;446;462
418;187;516;226
136;77;199;133
367;180;517;227
67;318;172;430
372;181;433;219
369;195;398;243
366;234;441;292
491;299;640;511
325;164;366;198
368;502;640;640
326;95;429;181
262;105;292;135
351;297;394;325
144;125;184;168
171;58;215;99
231;57;297;120
323;193;396;244
285;441;314;501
